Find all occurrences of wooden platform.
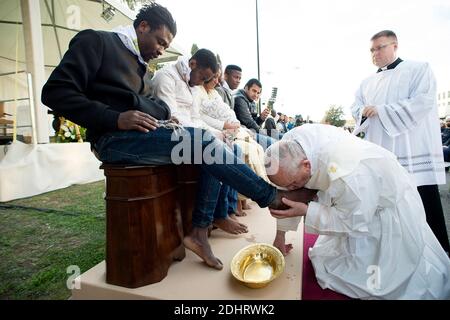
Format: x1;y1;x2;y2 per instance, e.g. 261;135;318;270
71;201;304;300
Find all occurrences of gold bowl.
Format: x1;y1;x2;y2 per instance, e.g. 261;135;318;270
230;243;285;289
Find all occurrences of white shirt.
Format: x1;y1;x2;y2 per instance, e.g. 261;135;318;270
351;60;445;186
150;58;218;133
192;86;239;130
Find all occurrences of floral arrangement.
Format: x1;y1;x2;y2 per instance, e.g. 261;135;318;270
56;117;86;143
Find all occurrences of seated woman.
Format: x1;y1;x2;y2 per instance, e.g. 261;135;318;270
193;72;270;215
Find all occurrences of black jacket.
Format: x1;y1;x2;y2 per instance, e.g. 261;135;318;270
215;85;234;109
233;89;263;132
41;29;170;143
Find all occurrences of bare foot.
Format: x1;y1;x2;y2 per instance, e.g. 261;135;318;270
236;200;247;216
236;210;247;217
184;227;223;270
273;240;294;256
229;213;238;221
269;188;318;210
273;230;293;256
242;200;252;210
213;218;248;234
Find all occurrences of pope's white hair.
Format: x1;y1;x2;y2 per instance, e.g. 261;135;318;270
264;140;307;176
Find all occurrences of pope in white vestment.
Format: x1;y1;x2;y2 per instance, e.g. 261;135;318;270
266;124;450;299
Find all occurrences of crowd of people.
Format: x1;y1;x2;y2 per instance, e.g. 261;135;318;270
441;116;450;164
41;3;449;299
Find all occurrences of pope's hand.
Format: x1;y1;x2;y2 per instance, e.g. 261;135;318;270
269;198;308;218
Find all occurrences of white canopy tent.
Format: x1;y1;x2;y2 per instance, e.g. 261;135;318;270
0;0;183;201
0;0;183;141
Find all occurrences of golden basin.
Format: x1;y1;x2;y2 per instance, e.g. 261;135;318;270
230;243;285;289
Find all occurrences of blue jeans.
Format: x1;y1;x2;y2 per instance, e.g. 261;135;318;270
94;127;276;227
227;187;238;214
226;144;240;215
192;143;241;227
255;132;276;150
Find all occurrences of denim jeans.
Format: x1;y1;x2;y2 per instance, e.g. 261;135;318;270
226;144;240;215
255;132;276;150
227;187;238;214
94;127;276;227
192;143;241;227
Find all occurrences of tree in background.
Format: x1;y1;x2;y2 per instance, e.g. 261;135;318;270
191;43;199;56
324;105;346;127
216;54;222;66
124;0;150;11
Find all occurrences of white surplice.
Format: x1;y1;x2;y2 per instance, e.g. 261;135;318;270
351;60;445;186
283;124;450;299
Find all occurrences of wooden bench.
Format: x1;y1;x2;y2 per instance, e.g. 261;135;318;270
101;164;199;288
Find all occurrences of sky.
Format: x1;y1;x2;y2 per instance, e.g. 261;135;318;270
151;0;450;121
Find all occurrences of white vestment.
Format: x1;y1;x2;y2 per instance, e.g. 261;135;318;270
351;60;445;186
284;124;450;299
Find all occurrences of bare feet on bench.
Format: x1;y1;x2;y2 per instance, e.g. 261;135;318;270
184;227;223;270
269;188;318;210
213;217;248;235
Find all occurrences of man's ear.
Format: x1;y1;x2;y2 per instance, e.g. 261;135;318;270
301;159;311;171
137;21;150;34
189;59;197;69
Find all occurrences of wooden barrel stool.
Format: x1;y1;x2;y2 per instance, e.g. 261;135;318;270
101;164;186;288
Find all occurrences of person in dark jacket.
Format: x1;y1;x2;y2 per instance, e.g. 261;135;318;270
215;64;242;109
234;79;275;149
264;109;280;139
234;78;267;132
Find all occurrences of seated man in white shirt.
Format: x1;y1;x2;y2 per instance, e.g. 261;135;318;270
150;49;247;270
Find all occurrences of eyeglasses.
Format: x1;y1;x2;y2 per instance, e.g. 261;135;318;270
370;42;396;53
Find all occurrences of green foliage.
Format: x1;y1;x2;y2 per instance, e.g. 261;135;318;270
56;119;86;143
324;105;346;127
123;0;150;10
191;43;199;56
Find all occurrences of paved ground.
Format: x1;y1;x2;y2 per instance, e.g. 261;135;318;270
438;170;450;244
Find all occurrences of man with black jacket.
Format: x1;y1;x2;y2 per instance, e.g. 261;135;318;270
234;78;275;148
41;3;314;270
42;3;177;143
215;64;242;108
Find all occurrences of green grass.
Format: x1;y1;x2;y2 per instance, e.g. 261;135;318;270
0;181;106;300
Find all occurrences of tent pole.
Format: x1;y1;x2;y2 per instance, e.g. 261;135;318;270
255;0;261;114
20;0;49;143
26;73;38;145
